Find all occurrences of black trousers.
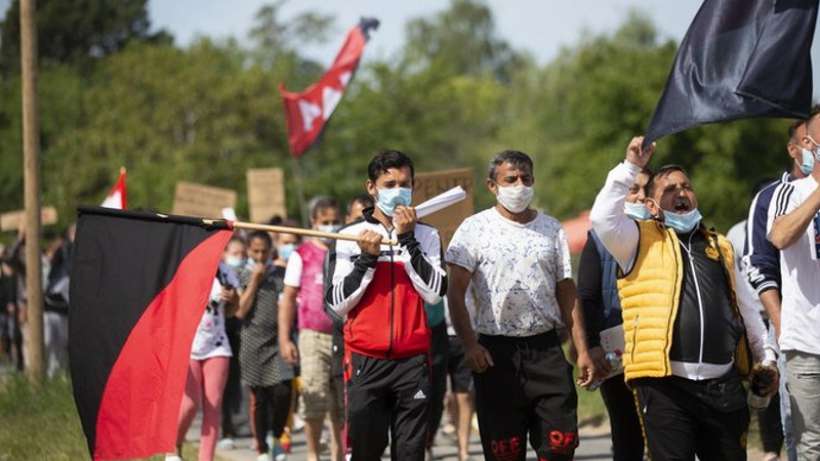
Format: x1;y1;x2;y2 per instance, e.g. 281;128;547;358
757;391;784;454
427;322;449;448
346;352;431;461
600;374;644;460
250;381;292;454
633;374;750;461
474;331;578;461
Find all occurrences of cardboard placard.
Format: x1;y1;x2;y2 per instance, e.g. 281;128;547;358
172;182;237;219
1;206;58;231
247;168;287;223
412;168;475;247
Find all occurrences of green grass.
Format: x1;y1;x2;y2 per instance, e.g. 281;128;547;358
0;373;89;461
0;373;223;461
575;384;608;428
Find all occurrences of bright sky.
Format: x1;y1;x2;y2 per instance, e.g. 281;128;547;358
146;1;701;65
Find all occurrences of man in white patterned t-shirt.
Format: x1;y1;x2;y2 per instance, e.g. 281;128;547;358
446;150;595;461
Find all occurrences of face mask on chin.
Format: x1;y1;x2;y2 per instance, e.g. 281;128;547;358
495;184;534;214
624;201;651;220
662;208;703;234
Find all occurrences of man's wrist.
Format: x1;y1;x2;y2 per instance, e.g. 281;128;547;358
397;231;416;244
623;159;643;172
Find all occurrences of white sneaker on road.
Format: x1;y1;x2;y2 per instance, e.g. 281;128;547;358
216;438;235;450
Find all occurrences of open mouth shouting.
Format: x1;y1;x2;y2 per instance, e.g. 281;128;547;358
673;197;692;213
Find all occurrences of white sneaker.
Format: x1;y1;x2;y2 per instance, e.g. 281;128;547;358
165;456;183;461
273;442;287;461
293;415;305;432
216;438;235;450
256;454;272;461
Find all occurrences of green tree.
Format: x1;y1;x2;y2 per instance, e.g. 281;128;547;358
504;10;791;230
0;0;171;74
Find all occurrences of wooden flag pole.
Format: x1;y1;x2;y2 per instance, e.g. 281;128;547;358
290;155;309;226
20;0;44;384
204;219;398;246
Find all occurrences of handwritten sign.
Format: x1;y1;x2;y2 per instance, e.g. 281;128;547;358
247;168;287;223
172;182;237;219
1;206;58;231
412;168;475;247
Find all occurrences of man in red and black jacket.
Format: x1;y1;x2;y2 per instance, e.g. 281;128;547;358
325;150;447;461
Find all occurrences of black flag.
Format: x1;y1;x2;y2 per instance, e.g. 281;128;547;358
645;0;818;147
69;207;232;460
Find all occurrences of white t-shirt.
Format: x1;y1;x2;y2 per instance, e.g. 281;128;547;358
190;278;233;360
768;175;820;354
283;251;304;287
445;207;572;337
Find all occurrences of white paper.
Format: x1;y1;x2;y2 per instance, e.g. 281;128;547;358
599;323;626;379
221;207;238;221
415;186;467;219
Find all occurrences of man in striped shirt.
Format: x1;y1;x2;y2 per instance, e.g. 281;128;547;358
767;110;820;460
744;113;816;461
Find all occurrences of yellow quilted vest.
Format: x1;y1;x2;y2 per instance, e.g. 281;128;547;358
617;220;751;382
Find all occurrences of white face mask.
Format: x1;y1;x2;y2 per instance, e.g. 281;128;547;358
496;184;534;213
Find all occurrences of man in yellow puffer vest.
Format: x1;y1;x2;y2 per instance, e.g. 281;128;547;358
590;136;779;461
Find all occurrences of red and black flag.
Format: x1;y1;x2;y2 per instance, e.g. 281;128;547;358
279;17;379;157
69;207;232;460
644;0;818;147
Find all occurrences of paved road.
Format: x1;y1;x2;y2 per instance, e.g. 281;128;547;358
205;425;615;461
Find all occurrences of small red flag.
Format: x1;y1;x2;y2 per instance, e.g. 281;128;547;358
101;167;127;210
279;18;379;157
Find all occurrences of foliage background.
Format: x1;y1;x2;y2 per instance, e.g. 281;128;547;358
0;0;795;237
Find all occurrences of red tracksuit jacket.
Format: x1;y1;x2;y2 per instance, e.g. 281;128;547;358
325;208;447;359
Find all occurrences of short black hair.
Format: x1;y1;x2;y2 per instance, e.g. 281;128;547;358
488;150;533;181
308;196;339;220
347;193;374;213
367;150;414;182
248;230;272;248
646;164;688;198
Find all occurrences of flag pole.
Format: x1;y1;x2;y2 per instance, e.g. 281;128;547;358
205;219;398;246
290;155;309;226
20;0;44;384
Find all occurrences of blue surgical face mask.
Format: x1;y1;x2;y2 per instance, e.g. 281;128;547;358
225;255;245;269
799;148;815;175
624;201;651;221
317;224;341;244
376;187;412;216
277;243;295;262
663;208;702;234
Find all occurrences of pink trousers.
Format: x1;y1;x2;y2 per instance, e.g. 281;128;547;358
177;356;230;461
